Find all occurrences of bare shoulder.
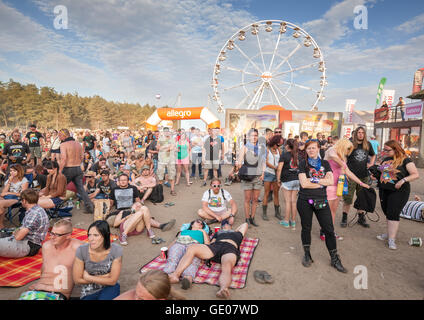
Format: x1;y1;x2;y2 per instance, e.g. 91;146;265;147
42;240;54;251
71;239;85;250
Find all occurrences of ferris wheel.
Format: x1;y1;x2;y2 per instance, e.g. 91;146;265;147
212;20;327;113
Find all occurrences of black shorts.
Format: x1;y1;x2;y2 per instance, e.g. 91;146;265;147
207;241;240;265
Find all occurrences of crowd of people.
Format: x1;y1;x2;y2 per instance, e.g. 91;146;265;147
0;123;420;300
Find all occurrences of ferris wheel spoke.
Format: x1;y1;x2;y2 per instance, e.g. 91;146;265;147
268;32;282;72
273;62;319;79
236;81;263;109
273;78;315;92
271;43;301;74
233;43;264;74
255;34;267;71
222;79;262;92
271;82;299;110
268;82;283;107
222;66;261;77
247;82;265;109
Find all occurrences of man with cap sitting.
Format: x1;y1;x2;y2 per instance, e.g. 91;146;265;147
133;165;157;205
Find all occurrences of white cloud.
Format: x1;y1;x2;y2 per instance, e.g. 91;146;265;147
396;13;424;34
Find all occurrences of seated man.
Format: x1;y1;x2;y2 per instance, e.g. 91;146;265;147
19;219;83;300
91;157;109;178
133;165;157;205
198;178;237;225
169;221;248;299
84;171;98;200
89;170;116;220
0;189;49;258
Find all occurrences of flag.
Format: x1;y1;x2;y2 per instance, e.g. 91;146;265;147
375;78;387;108
381;90;395;107
345;99;356;123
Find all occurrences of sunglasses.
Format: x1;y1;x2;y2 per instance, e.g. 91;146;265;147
211;184;221;188
49;231;71;237
274;131;282;134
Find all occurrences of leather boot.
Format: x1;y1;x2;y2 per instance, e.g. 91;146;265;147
262;205;269;221
274;205;283;220
249;217;259;227
357;213;370;228
340;212;348;228
302;245;314;267
329;249;347;273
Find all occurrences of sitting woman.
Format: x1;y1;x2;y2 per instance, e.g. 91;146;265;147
0;164;29;228
163;219;210;290
73;220;122;300
169;221;248;299
105;202;176;246
38;161;67;210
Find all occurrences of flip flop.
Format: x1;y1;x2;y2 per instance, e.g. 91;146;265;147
152;237;165;244
181;278;191;290
262;271;274;284
253;270;267;284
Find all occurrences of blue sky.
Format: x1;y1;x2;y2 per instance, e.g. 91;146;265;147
0;0;423;128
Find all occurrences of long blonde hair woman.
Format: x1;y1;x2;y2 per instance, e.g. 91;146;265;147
324;139;370;240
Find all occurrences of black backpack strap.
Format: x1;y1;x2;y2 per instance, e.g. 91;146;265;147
221;189;226;201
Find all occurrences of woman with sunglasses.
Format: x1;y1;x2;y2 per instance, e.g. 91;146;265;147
371;140;419;250
198;178;237;225
324;138;370;239
0;164;29;228
297;139;347;273
163;219;210;290
73;220;122;300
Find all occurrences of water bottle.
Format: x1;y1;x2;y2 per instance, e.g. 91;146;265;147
343;176;349;195
336;175;345;197
67;197;74;209
75;200;80;210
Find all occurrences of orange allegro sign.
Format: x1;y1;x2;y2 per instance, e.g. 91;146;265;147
157;107;204;120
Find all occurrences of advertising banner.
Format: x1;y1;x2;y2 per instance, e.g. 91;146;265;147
375;77;387;108
341;125;354;139
374;106;390;122
412;68;424;94
404;101;424;120
345;99;356;123
381;89;395;107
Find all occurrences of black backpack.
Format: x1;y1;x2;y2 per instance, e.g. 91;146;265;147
149;184;164;203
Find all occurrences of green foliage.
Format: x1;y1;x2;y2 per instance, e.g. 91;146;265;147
0;79;158;130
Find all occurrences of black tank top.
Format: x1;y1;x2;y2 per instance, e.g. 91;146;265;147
213;231;243;248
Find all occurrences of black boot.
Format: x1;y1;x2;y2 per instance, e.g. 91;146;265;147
262;205;269;221
302;245;314;267
340;212;348;228
357;213;370;228
329;249;347;273
274;205;282;220
249;217;259;227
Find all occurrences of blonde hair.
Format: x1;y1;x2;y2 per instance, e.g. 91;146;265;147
53;218;73;233
333;138;354;161
139;270;185;300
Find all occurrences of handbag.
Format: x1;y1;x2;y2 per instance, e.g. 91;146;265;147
238;164;255;181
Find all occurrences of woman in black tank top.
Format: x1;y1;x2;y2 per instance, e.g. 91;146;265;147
168;222;248;299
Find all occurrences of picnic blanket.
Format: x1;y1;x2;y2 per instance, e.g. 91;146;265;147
140;237;259;289
0;228;118;288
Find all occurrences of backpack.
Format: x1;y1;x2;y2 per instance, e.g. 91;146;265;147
149;184;164;203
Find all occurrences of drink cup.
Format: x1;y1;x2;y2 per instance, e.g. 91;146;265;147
160;247;168;260
214;227;220;233
409;237;422;247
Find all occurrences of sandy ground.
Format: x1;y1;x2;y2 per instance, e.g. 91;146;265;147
0;166;423;300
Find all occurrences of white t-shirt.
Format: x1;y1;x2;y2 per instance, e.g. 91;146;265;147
201;189;232;213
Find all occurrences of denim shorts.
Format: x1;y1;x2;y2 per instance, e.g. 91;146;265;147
282;180;300;191
263;172;276;182
51;197;64;207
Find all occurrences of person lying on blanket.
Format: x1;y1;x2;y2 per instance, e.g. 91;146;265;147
19;219;83;300
169;220;248;299
163;219;210;290
105;202;176;246
115;270;185;300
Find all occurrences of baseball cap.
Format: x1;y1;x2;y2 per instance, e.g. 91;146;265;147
141;165;150;171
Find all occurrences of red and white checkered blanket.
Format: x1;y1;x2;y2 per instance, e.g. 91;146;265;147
140;237;259;289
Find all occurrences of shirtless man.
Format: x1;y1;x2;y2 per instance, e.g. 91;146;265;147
19;219;83;300
59;129;94;213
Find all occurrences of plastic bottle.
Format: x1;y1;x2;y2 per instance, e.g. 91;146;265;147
336;175;345;197
75;200;80;210
67;197;74;208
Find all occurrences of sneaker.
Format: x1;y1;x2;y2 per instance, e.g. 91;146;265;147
147;229;155;239
119;233;128;246
335;232;344;241
279;220;290;228
289;221;296;230
160;219;176;231
377;233;388;241
388;239;397;250
319;230;325;241
164;182;171;188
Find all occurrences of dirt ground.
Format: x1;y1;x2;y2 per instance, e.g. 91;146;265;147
0;166;423;300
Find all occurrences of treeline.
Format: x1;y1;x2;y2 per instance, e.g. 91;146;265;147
0;79;159;130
